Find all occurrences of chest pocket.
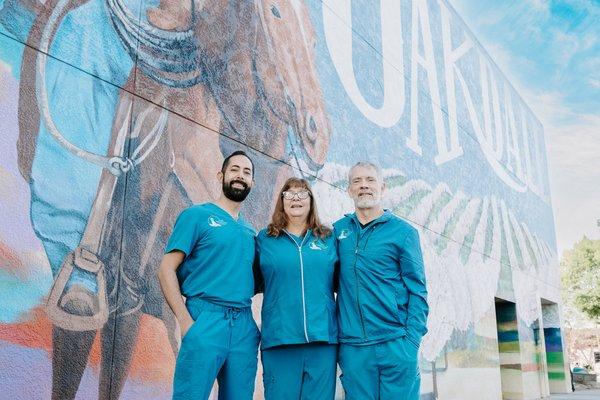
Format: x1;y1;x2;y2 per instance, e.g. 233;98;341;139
201;218;254;256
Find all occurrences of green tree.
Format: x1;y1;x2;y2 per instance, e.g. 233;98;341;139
561;237;600;321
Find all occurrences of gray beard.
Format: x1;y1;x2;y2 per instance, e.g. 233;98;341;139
354;196;380;209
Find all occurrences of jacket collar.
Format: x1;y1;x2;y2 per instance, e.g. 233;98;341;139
282;228;313;246
346;209;393;228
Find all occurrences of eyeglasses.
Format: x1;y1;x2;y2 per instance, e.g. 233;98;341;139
282;190;311;200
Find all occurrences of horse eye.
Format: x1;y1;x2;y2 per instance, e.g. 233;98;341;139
271;5;281;19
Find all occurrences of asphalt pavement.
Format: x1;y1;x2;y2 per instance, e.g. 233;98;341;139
550;388;600;399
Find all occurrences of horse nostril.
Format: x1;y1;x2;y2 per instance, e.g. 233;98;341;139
306;113;318;141
271;5;281;19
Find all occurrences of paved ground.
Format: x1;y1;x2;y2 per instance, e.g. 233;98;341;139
550;388;600;399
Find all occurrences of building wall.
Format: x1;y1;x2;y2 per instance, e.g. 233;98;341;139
543;303;569;393
0;0;569;398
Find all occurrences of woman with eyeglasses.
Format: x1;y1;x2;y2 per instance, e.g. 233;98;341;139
255;177;339;400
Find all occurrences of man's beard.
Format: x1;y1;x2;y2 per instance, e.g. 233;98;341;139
223;178;251;202
353;194;380;209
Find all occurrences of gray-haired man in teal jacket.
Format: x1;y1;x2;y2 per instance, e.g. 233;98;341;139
334;161;429;400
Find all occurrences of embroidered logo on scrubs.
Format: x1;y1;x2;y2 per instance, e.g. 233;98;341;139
309;239;327;251
338;229;351;240
208;216;227;227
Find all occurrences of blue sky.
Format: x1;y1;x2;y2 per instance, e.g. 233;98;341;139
451;0;600;255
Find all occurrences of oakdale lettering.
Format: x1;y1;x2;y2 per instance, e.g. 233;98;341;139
323;0;548;202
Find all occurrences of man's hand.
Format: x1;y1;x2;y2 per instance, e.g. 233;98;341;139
179;314;195;338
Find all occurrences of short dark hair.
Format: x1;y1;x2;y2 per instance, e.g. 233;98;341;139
221;150;255;177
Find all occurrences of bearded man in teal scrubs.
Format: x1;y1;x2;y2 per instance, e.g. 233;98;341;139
334;161;429;400
158;151;260;400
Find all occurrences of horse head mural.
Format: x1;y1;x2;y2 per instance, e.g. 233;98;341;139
130;0;332;213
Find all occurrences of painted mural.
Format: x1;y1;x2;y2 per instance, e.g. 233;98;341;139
495;302;522;399
0;0;569;399
543;303;568;392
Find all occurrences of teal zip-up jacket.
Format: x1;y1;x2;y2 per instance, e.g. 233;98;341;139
334;211;428;346
255;229;339;350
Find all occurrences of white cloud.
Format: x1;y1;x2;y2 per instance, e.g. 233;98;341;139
552;30;583;68
543;108;600;255
589;78;600;89
502;85;600;254
526;90;575;124
525;0;549;13
547;114;600;174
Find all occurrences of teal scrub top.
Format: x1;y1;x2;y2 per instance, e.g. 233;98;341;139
165;203;256;308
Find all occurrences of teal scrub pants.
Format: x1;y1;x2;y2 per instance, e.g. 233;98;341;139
261;343;337;400
339;336;420;400
173;298;260;400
